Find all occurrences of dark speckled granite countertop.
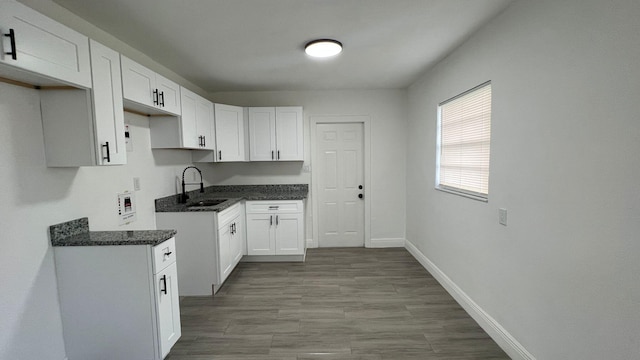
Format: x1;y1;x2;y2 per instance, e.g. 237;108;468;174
50;217;176;247
155;184;308;213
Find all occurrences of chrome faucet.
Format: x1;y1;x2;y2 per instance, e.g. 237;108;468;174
180;166;204;203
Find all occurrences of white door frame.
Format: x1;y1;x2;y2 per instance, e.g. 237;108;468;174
310;115;372;248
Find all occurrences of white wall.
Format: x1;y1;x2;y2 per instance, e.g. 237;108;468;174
406;0;640;359
210;90;408;244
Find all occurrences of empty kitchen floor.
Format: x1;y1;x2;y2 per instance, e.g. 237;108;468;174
167;247;509;360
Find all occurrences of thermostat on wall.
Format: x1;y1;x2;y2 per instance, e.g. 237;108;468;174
118;191;137;225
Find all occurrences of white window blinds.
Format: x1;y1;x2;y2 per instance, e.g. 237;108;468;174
437;82;492;200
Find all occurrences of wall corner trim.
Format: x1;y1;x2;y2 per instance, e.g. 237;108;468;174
404;239;536;360
306;238;318;249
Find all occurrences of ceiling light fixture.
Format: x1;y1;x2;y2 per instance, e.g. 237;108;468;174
304;39;343;58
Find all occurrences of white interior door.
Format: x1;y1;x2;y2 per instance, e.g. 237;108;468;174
316;123;365;247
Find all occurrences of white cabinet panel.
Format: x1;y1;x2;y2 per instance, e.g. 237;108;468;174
40;40;126;167
156;73;181;115
275;107;304;161
275;213;304;255
150;87;214;150
246;213;276;255
121;55;155;108
195;94;214;150
218;221;233;279
121;55;181;115
156;262;181;359
249;106;303;161
0;1;91;88
155;202;244;295
179;88;198;148
248;107;277;161
215;103;246;162
89;40;126;165
54;239;181;360
245;200;305;256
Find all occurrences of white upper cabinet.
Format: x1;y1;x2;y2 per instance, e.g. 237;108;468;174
150;87;214;150
40;40;126;167
215;104;247;162
276;107;304;161
248;107;276;161
88;40;126;165
121;55;181;115
0;1;91;88
249;106;303;161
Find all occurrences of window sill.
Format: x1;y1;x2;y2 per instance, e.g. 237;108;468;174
435;186;488;202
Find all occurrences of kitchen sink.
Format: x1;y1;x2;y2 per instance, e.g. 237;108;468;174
186;199;227;207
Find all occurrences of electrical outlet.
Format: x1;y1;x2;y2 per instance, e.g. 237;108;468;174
498;208;508;226
133;177;141;191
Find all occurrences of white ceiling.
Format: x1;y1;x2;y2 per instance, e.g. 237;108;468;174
51;0;513;92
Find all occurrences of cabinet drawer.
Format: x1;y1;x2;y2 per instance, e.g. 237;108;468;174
245;200;303;213
217;202;242;229
153;237;176;273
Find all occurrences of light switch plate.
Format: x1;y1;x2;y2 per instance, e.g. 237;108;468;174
498;208;508;226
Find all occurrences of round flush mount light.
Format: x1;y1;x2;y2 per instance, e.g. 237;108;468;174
304;39;343;58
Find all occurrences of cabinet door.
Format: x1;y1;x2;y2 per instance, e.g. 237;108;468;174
275;107;304;161
215;104;246;161
248;107;277;161
90;40;126;165
179;88;199;148
121;55;156;108
156;262;181;359
246;213;276;255
196;96;214;150
217;222;233;283
275;212;305;255
0;2;91;88
230;215;244;264
156;74;181;115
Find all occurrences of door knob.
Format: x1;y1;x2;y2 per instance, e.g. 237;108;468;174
358;194;363;199
359;185;363;189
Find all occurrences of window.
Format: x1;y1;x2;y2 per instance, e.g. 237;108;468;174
436;81;492;201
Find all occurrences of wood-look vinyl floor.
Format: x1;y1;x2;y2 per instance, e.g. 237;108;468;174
167;247;510;360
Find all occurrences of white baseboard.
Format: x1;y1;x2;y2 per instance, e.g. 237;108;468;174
404;240;536;360
306;238;404;248
369;237;405;248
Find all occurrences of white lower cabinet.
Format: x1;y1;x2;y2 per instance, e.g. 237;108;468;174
155;261;181;359
54;238;181;360
245;200;305;256
155;202;245;295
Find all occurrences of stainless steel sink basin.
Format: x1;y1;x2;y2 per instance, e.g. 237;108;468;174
186;199;227;207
